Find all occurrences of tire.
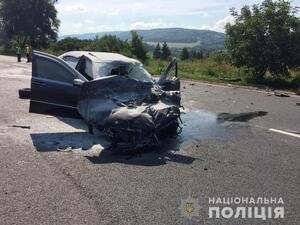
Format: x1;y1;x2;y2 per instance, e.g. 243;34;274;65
19;88;31;99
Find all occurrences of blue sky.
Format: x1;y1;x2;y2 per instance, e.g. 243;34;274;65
56;0;300;35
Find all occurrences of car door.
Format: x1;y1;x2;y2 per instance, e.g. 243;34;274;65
29;51;88;118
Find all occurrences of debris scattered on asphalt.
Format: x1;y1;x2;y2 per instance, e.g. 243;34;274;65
274;92;290;97
217;111;268;122
17;160;28;165
11;125;31;129
18;88;31;99
296;103;300;106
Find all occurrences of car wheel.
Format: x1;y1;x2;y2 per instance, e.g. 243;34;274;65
19;88;31;99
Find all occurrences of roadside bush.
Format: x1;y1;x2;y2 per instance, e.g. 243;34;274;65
0;45;4;55
210;51;230;64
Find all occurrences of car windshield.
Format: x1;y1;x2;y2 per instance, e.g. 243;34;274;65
94;61;154;83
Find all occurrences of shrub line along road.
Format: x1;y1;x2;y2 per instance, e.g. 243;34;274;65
0;55;299;225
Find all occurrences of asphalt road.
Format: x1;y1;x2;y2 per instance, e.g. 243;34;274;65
0;55;299;225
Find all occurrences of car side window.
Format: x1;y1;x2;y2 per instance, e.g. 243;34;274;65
85;58;93;79
36;57;74;83
63;56;79;68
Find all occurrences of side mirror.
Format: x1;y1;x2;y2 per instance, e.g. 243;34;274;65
73;78;84;87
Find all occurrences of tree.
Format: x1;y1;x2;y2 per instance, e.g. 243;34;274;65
189;49;204;60
180;47;189;60
153;42;161;59
0;1;6;44
130;31;148;62
161;42;171;60
53;37;91;52
225;0;300;80
0;0;60;48
190;50;196;59
0;20;4;44
199;49;203;59
92;35;131;54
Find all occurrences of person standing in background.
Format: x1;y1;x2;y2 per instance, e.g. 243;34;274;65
16;45;21;62
25;45;31;62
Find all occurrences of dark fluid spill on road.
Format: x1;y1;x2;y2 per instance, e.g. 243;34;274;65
159;110;228;151
179;110;222;142
162;110;268;150
217;111;268;122
87;110;267;154
88;110;267;165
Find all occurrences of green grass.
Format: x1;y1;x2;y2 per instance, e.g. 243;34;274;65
145;59;300;91
146;59;248;84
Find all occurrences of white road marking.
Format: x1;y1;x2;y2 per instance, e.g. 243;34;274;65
269;128;300;138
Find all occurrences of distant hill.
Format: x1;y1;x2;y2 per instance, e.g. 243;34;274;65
60;28;225;51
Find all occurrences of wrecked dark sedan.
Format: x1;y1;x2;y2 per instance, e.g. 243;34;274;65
28;51;181;149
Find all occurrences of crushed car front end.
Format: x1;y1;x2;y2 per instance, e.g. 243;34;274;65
77;58;181;149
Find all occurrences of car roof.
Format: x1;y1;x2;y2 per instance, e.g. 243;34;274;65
59;51;141;64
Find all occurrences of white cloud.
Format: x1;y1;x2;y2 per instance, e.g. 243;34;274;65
64;3;88;13
107;9;120;16
95;25;114;32
191;15;235;32
132;2;146;11
130;21;166;30
199;24;211;30
73;23;83;29
84;19;94;24
212;15;235;32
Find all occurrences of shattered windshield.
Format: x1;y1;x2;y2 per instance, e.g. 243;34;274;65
94;61;154;83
